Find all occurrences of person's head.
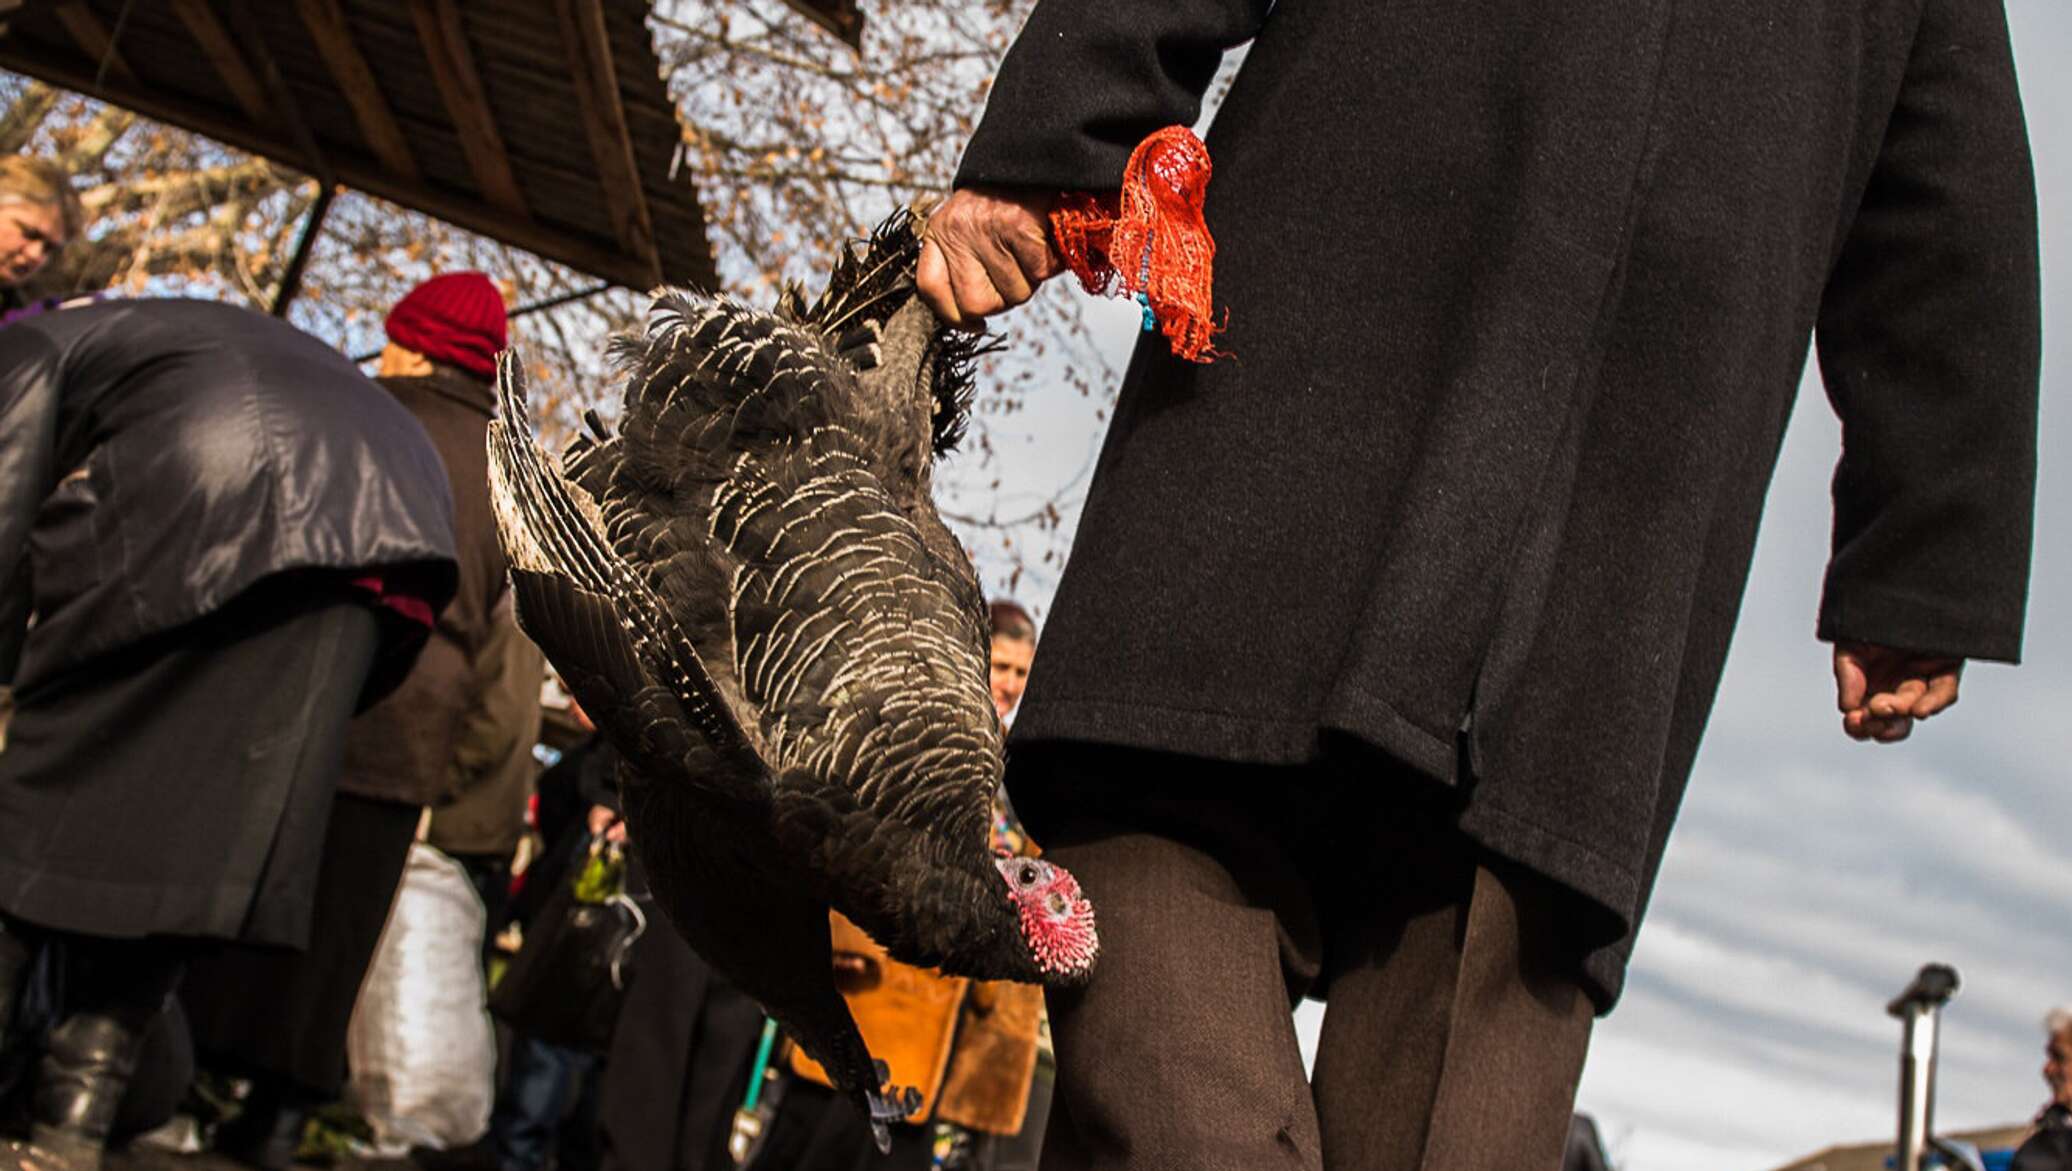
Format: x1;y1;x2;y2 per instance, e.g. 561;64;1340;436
2045;1007;2072;1109
0;156;83;288
379;271;508;382
988;600;1037;720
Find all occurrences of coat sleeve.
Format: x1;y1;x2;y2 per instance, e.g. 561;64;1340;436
1812;0;2039;664
954;0;1274;191
0;329;62;685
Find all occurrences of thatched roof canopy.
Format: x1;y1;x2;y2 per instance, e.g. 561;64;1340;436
0;0;717;290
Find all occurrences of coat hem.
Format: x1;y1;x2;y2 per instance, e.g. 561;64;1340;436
1317;680;1460;785
1009;690;1641;1012
1008;697;1323;766
1454;799;1635;1010
0;857;297;947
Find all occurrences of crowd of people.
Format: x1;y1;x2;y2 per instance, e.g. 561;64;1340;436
0;151;1073;1171
0;0;2052;1162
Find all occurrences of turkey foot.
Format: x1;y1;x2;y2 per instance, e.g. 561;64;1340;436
864;1060;923;1153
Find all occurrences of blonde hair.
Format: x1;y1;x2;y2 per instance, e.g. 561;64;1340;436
0;156;83;243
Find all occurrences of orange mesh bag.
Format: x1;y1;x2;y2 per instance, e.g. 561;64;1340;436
1050;126;1224;363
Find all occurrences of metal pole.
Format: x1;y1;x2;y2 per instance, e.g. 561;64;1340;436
1889;963;1961;1171
1895;1001;1937;1171
507;281;615;322
270;183;338;317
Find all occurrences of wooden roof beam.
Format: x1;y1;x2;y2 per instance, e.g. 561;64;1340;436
406;0;529;220
220;0;336;186
53;2;133;82
169;0;272;129
554;0;659;286
292;0;419;182
0;51;655;289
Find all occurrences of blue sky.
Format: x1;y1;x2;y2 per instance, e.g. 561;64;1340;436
942;1;2071;1165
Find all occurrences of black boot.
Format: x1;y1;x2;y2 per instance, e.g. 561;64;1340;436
28;1011;150;1171
0;920;38;1144
0;919;31;1044
211;1083;308;1171
25;938;186;1171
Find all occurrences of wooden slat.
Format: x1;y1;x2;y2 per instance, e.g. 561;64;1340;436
553;0;658;285
0;48;664;289
406;0;528;219
292;0;419;181
220;0;334;183
169;0;272;127
53;2;133;82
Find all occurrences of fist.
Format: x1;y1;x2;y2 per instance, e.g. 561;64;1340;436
587;804;628;844
1832;641;1963;743
917;187;1063;328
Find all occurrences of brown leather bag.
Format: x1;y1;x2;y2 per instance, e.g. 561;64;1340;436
788;912;1043;1134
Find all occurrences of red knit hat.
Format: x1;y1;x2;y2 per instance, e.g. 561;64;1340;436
384;272;508;379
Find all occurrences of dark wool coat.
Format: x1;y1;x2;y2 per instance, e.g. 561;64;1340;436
958;0;2040;1006
338;367;523;807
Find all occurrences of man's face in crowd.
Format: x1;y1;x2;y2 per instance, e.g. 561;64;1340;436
2047;1026;2072;1108
990;634;1034;720
0;200;65;287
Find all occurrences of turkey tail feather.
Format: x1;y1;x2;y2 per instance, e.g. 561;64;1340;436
487;354;767;778
807;207;926;336
929;329;994;457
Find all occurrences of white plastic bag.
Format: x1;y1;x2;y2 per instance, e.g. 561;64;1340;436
346;843;497;1155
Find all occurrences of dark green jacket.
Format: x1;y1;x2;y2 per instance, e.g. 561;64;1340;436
340;366;519;806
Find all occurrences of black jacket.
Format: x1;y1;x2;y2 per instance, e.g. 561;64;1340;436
961;0;2040;1007
509;736;622;927
0;299;458;697
2015;1106;2072;1171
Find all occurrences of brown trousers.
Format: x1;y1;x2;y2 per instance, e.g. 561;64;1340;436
1013;749;1596;1171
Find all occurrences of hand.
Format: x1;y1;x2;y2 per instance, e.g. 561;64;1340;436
831;951;880;992
1832;641;1964;743
587;804;628;844
916;187;1063;329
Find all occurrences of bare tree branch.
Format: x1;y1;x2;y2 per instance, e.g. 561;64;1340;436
0;0;1102;610
0;80;58;154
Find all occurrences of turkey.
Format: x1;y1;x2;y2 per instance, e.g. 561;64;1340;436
486;208;1098;1150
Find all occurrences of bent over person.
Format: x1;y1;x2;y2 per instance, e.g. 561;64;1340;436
917;0;2040;1167
0;298;458;1171
181;272;521;1171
